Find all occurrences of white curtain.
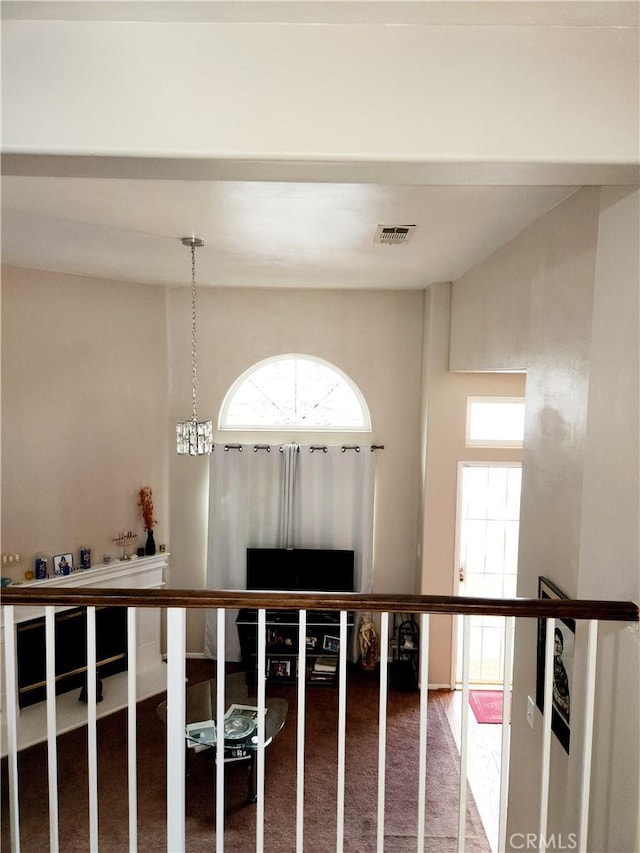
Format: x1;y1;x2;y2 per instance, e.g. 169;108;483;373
205;442;377;661
294;445;376;659
204;444;283;660
280;443;298;548
293;445;375;593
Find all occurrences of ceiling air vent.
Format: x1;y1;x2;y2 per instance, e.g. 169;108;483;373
374;225;416;245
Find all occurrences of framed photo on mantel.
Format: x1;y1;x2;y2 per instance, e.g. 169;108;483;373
53;553;73;575
536;576;575;754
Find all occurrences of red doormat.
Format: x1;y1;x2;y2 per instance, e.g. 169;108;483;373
469;690;505;724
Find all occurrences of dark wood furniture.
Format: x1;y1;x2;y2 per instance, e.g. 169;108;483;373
389;613;420;691
236;609;354;686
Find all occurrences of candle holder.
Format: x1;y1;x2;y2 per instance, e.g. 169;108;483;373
113;531;138;561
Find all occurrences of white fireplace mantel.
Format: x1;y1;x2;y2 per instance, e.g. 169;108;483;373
1;553;169;756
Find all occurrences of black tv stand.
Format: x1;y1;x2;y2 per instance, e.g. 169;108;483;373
236;608;354;687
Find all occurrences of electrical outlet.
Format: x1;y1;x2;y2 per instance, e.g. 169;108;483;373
526;695;535;729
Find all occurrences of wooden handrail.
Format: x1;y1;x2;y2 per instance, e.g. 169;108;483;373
1;586;637;622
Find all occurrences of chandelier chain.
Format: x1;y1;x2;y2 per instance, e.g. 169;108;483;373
177;234;212;456
190;242;198;421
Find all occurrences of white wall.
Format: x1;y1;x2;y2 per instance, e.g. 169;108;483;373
577;187;640;853
449;188;640;852
1;266;169;573
166;286;425;651
449;230;533;371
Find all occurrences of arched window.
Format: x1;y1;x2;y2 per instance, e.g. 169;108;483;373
219;355;372;431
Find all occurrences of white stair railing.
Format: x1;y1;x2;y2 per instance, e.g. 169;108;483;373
1;589;636;853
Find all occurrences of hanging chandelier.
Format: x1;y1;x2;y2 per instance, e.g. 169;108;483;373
176;236;213;455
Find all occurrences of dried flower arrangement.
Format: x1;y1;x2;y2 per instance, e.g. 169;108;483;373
138;486;156;532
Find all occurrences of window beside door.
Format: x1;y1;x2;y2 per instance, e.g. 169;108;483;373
466;397;525;448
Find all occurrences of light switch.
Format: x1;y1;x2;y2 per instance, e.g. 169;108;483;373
526;695;535;729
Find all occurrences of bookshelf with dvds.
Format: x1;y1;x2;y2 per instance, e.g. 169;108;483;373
236;610;354;687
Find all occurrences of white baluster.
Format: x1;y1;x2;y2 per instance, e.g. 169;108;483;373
376;612;389;853
87;606;99;851
3;606;21;853
578;620;598;851
216;608;226;853
166;608;186;853
45;607;59;853
417;613;430;853
498;616;515;853
296;609;307;852
336;610;348;852
256;608;267;852
458;615;471;853
127;607;138;853
538;618;555;850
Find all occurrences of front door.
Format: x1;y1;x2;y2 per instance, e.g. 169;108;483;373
455;463;521;685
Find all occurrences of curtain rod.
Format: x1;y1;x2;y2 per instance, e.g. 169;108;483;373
222;443;384;452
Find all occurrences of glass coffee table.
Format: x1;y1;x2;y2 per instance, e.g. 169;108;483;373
157;672;288;803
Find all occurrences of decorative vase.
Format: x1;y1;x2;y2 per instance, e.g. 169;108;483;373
358;615;378;672
145;529;156;556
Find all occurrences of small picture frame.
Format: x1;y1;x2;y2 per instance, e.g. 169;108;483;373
268;659;291;679
536;576;575;754
306;635;318;650
323;635;340;653
53;553;73;575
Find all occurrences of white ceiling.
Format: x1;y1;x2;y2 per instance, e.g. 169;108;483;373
6;0;630;289
1;176;577;289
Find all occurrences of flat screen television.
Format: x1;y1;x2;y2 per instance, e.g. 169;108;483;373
246;548;355;593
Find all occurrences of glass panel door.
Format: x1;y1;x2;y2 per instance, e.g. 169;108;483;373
455;463;521;684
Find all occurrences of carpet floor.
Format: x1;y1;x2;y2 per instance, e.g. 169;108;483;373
2;662;489;852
